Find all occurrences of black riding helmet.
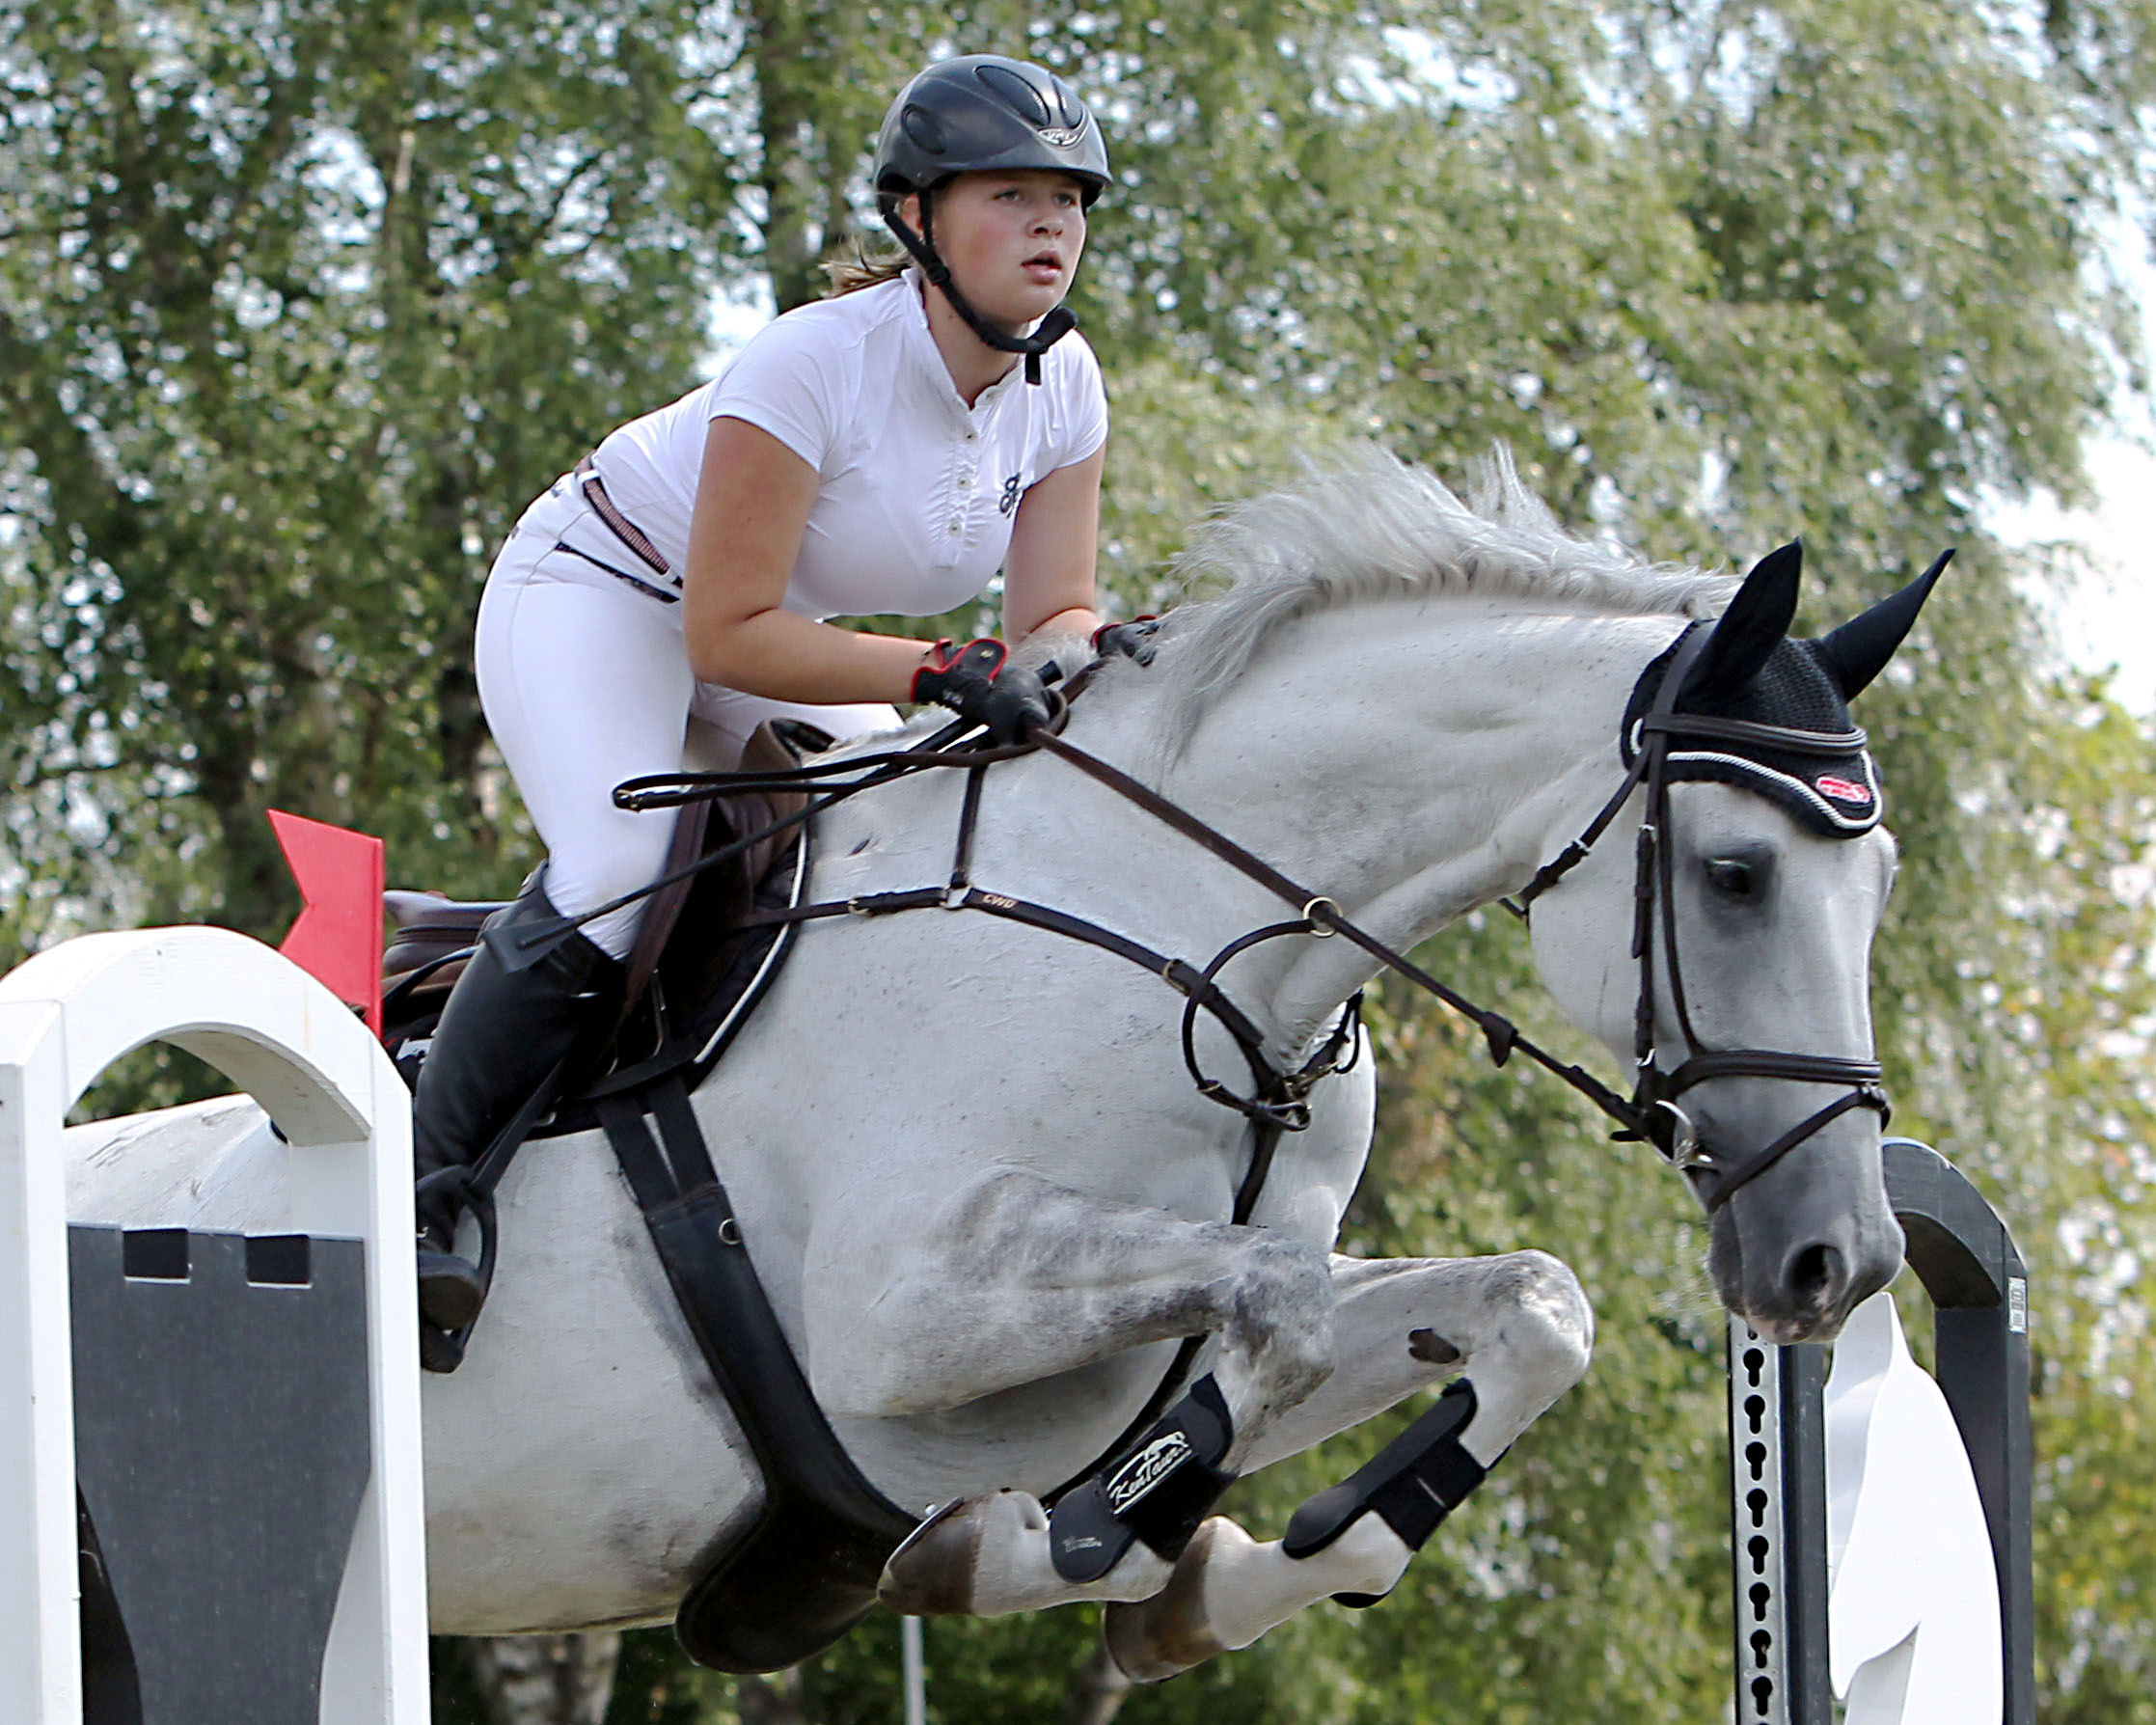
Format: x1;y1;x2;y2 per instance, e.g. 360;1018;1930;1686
871;55;1109;382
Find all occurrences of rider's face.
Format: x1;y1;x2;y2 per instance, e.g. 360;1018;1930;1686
907;171;1088;331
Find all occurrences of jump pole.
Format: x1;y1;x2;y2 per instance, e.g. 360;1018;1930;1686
1729;1136;2033;1724
0;926;430;1724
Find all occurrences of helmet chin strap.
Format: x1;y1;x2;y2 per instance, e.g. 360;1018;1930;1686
881;198;1077;385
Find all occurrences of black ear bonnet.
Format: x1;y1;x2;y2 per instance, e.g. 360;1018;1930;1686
1617;541;1949;838
1623;629;1882;836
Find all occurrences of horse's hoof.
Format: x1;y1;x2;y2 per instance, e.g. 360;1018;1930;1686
879;1495;991;1615
880;1489;1053;1616
1102;1518;1231;1682
418;1320;467;1375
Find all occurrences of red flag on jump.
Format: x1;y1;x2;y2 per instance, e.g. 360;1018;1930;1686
269;809;386;1036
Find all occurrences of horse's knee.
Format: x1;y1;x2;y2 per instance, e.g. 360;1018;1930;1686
1486;1250;1593;1395
1216;1237;1336;1421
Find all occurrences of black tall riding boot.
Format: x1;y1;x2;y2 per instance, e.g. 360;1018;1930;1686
411;881;620;1354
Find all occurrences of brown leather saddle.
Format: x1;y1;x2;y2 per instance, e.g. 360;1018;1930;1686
381;719;812;1064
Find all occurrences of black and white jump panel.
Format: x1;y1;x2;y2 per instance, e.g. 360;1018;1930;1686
1731;1136;2032;1725
73;1226;374;1724
0;927;430;1724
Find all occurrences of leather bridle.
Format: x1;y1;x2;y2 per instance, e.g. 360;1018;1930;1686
1499;625;1891;1212
558;631;1895;1500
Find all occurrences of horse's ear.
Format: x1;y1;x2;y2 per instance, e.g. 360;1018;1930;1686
1814;549;1953;699
1683;540;1804;704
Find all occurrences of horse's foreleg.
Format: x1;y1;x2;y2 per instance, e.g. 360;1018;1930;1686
854;1169;1336;1618
1102;1248;1592;1681
812;1168;1333;1423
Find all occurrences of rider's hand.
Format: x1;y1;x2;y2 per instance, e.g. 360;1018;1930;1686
912;638;1051;743
1092;616;1161;666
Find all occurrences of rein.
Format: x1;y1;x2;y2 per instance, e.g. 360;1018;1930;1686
587;632;1892;1508
612;628;1890;1220
1034;631;1891;1214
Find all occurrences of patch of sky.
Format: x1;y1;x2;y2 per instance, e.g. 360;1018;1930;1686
1986;196;2156;713
215;261;285;332
1337;27;1515;115
531;142;620;260
1982;0;2054;82
1695;9;1794;123
705;276;776;372
303;123;390;298
1586;471;1625;530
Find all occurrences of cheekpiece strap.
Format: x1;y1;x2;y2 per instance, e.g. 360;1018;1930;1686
880;202;1078;383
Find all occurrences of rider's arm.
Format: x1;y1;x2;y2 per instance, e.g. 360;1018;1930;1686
1002;444;1105;648
682;416;938;702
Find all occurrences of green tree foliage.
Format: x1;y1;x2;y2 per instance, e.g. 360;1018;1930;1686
0;0;747;945
10;1;2156;1719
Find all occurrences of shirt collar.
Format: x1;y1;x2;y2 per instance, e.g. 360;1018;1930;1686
900;267;1026;418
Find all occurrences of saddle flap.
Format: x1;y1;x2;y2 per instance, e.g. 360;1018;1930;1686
624;718;824;1017
619;802;711;1017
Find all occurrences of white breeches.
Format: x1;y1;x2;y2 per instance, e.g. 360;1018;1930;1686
476;479;898;959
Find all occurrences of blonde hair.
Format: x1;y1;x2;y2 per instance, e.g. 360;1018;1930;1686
823;238;911;296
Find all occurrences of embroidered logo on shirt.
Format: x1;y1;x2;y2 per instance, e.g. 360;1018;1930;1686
999;474;1022;515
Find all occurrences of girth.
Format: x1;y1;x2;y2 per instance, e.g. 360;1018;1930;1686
594;1076;915;1674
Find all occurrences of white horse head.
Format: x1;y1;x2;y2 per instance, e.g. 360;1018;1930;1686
1516;533;1937;1341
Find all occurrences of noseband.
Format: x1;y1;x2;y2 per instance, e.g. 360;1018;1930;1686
1506;626;1890;1210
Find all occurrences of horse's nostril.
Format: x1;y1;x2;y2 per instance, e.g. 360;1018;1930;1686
1786;1242;1845;1311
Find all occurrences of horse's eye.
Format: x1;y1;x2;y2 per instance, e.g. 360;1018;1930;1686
1706;858;1755;898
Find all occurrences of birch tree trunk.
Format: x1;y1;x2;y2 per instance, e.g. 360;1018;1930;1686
1059;1640;1131;1725
462;1632;622;1725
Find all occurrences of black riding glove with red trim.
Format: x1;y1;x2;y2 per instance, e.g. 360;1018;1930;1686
911;638;1051;744
1092;615;1161;666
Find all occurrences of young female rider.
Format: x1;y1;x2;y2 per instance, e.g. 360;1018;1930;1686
412;55;1129;1362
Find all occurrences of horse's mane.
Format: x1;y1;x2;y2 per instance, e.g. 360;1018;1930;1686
1147;448;1736;736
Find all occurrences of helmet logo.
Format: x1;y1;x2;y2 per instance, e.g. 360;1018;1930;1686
1038;124;1084;148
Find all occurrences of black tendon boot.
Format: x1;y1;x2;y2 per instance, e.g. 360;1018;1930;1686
410;883;620;1366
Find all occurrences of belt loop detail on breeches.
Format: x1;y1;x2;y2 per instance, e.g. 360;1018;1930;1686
475;487;897;959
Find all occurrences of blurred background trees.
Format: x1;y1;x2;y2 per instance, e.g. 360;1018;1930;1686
7;0;2156;1718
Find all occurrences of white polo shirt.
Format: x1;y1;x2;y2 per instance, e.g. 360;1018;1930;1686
583;271;1107;620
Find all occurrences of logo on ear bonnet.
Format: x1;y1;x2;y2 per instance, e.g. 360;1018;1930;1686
1624;627;1886;838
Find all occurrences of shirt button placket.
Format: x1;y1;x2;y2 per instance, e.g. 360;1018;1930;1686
946;425;973;553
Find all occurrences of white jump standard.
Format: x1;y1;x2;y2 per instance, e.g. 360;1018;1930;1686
1731;1136;2033;1725
0;927;429;1725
